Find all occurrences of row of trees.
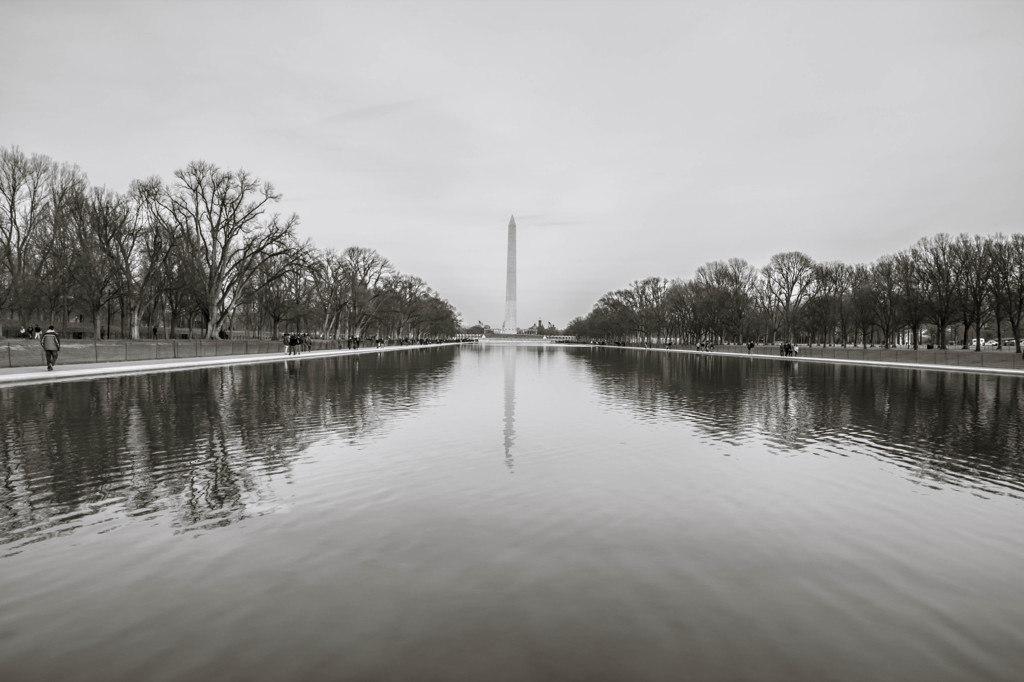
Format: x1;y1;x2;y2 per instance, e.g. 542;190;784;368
566;233;1024;352
0;146;460;340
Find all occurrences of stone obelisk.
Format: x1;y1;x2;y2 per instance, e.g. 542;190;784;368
503;215;517;333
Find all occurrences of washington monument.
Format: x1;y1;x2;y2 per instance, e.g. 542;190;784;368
503;215;517;333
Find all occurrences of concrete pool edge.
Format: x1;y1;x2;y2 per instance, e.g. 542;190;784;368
573;343;1024;378
3;342;1020;387
0;344;462;387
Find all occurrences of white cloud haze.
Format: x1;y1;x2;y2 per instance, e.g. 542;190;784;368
3;0;1022;327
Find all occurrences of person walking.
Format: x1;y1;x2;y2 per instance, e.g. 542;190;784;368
40;325;60;371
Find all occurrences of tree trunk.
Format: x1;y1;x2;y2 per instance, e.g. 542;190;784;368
994;308;1002;349
973;306;983;351
206;308;219;339
93;308;103;340
129;306;140;340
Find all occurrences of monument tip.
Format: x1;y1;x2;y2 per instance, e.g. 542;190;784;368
509;214;515;227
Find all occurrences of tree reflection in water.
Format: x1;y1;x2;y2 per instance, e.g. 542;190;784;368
0;349;456;551
575;348;1024;497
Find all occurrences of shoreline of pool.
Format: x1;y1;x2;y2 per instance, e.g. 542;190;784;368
0;344;462;387
566;342;1024;377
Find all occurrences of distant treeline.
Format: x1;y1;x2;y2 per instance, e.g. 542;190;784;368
566;234;1024;352
0;146;460;340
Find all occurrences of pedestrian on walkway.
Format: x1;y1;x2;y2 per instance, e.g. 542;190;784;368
40;325;60;371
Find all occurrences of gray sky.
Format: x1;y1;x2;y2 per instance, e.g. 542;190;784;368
3;0;1022;328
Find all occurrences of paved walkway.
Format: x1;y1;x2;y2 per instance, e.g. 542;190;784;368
0;345;452;387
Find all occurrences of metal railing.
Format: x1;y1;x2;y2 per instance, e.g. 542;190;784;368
3;338;344;369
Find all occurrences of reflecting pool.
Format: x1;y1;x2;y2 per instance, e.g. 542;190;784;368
2;345;1023;681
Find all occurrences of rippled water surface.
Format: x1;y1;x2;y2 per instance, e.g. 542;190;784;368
2;345;1023;681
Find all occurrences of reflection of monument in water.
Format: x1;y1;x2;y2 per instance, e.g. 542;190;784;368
503;345;516;472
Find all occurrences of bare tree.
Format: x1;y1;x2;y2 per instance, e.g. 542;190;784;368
850;264;876;346
159;161;300;338
664;279;698;343
809;261;854;346
251;257;299;338
990;234;1023;351
952;233;992;351
694;259;756;343
340;246;393;338
871;255;900;348
592;290;636;343
415;294;460;338
762;251;816;342
70;187;124;338
917;234;959;348
0;147;53;322
104;177;179;339
36;161;89;326
378;274;431;339
622;277;670;345
894;249;926;348
1007;234;1024;352
308;248;349;339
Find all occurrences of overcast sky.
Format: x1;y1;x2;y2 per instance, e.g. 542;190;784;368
3;0;1022;328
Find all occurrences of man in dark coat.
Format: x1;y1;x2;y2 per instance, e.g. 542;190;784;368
40;325;60;371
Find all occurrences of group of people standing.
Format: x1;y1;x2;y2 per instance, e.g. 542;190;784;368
779;342;800;357
283;333;311;355
346;336;390;349
18;325;42;339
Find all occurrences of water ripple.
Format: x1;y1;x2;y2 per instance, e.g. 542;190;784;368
577;348;1024;497
0;351;456;550
2;346;1023;680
